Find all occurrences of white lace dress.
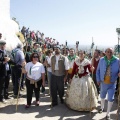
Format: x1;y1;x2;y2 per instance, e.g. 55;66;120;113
65;58;98;111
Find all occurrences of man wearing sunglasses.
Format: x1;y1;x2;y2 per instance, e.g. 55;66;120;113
96;48;120;120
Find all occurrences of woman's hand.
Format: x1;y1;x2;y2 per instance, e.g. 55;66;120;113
47;64;51;67
22;61;26;67
90;66;95;73
64;76;67;83
42;81;45;87
42;73;45;87
22;67;27;73
97;82;100;86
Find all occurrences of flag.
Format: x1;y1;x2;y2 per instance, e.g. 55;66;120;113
91;42;94;49
114;45;120;53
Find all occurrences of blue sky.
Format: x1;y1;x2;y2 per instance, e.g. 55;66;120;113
10;0;120;48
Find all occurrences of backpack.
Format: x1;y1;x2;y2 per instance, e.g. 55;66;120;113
25;52;32;63
11;49;18;64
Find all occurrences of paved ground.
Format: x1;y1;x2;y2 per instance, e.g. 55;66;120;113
0;84;120;120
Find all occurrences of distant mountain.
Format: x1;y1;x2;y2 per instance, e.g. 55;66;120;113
67;44;116;53
68;44;115;50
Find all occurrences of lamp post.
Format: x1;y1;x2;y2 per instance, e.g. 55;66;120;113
116;28;120;54
65;40;67;55
116;28;120;120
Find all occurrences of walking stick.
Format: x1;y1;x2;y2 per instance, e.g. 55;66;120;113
16;40;28;112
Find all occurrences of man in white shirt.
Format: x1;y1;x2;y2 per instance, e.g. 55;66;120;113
45;49;53;95
50;45;69;107
67;48;78;83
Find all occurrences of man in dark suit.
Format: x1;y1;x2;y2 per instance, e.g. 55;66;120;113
0;40;10;102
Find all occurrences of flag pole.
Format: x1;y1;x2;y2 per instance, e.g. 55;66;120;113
65;40;67;56
90;37;94;117
76;41;79;56
116;28;120;120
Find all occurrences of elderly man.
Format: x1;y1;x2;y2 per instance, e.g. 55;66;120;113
50;45;69;107
0;40;10;102
11;43;25;97
96;48;120;120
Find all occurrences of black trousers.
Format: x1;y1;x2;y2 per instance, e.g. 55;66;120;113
0;76;5;100
12;65;22;95
93;74;99;94
25;79;42;105
11;66;15;90
21;74;25;89
50;74;64;104
4;73;10;97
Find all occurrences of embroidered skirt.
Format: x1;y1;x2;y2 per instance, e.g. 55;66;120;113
65;74;98;111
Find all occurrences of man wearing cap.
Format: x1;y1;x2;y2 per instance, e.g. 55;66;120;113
11;43;25;97
50;45;69;107
96;48;120;120
0;40;10;102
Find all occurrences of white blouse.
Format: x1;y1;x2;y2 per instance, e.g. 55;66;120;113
25;62;45;80
46;55;52;72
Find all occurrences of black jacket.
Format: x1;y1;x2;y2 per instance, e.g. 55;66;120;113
0;50;6;77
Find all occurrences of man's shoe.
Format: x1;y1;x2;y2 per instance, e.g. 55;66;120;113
36;101;40;106
98;108;104;113
60;99;64;104
105;115;110;120
0;99;7;103
50;103;58;108
4;96;11;99
25;105;30;109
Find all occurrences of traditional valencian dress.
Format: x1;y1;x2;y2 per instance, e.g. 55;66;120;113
65;58;98;111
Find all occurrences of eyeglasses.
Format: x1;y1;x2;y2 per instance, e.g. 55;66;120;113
33;56;38;58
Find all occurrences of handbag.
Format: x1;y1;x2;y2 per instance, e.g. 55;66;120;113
41;85;45;93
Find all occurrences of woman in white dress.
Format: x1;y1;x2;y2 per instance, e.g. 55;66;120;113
65;50;98;111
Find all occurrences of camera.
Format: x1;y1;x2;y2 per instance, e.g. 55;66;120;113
76;41;79;45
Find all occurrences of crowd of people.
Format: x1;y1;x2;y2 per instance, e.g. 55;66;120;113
0;26;120;120
20;26;59;49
